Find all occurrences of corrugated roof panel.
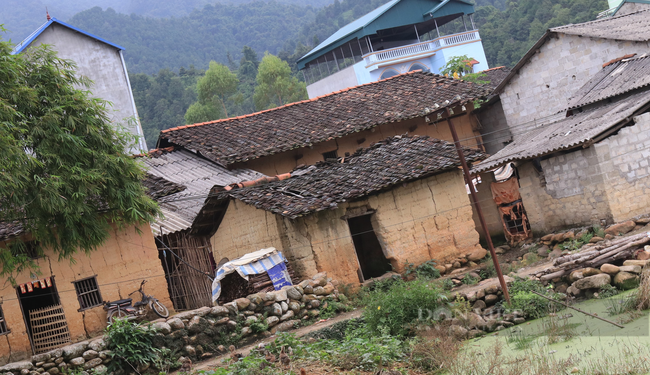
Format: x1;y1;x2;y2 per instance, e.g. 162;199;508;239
144;149;264;235
551;8;650;42
569;55;650;108
473;89;650;173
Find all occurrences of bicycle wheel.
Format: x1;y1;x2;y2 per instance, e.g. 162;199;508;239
107;309;129;324
151;300;169;318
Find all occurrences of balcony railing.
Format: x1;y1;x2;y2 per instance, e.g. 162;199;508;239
363;30;481;68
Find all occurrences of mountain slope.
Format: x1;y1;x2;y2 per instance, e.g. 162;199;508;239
66;3;318;74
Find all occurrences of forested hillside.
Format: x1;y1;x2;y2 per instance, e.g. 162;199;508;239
475;0;608;68
0;0;332;43
67;3;319;74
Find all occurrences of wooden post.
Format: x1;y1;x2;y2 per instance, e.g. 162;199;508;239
445;107;511;303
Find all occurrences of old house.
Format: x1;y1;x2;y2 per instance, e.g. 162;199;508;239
139;148;263;311
191;135;488;285
157;71;491;177
0;198;174;363
12;17;147;153
473;54;650;233
485;6;650;154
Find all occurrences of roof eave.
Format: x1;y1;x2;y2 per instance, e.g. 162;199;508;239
493;30;554;94
11;18;124;55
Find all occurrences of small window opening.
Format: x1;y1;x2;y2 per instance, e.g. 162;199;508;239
0;304;9;335
73;276;103;311
322;150;338;160
501;201;531;235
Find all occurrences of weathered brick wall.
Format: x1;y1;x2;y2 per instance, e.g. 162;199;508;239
500;33;650;134
513;113;650;233
0;224;172;365
280;170;483;285
516;153;611;234
597;113;650;222
476;100;512;155
209;200;285;265
470;172;505;240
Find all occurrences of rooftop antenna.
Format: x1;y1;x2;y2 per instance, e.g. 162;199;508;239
46;7;51;21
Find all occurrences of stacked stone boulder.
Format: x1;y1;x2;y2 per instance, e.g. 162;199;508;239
0;272;345;375
565;260;647;297
0;338;110;375
436;248;488;276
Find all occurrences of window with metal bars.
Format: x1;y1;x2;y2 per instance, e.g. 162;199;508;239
322;150;338;160
72;276;102;311
0;304;9;335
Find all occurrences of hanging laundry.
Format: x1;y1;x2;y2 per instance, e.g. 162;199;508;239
20;284;26;294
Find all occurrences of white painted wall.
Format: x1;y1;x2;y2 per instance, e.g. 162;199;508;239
28;24;146;153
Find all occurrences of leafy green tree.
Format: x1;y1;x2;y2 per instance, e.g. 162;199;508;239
441;55;476;77
0;40;159;282
253;53;307;110
196;61;239;118
184;101;222;124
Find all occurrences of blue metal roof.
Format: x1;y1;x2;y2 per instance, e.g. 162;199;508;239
296;0;475;70
11;18;124;55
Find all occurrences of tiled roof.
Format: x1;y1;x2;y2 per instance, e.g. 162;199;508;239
159;71;491;167
568;54;650;109
473;89;650;173
0;221;24;242
142;174;187;199
480;66;511;91
551;9;650;42
142;148;263;236
202;135;486;220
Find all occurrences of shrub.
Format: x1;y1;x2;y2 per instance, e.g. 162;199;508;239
362;279;447;336
461;273;479;285
104;319;160;373
442;278;455;291
507;277;558;319
249;319;269;333
598;283;619;299
410;327;462;370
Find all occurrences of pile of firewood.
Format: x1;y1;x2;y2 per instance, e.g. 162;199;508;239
536;232;650;281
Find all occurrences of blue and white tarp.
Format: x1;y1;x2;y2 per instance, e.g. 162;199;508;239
211;247;292;303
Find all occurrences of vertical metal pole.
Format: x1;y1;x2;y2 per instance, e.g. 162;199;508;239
302;70;307;84
317;59;323;78
349;43;357;63
463;15;468;31
341;47;347;68
324;53;331;74
470;14;476;30
332;50;340;71
445;107;511;304
435;19;441;38
357;38;364;57
414;25;421;42
367;36;374;52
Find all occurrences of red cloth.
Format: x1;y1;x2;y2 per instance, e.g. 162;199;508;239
490;177;521;205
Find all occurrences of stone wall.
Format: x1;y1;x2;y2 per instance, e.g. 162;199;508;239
0;273;343;375
211;169;486;285
597;113;650;222
500;33;650;134
0;224;172;365
476;100;512;155
515;113;650;233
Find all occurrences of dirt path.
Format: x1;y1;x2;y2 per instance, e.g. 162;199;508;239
188;309;363;373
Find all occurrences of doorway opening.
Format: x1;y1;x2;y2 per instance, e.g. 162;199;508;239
16;277;71;354
347;214;391;281
157;232;214;311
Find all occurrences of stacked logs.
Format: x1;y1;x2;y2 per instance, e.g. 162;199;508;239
536;232;650;281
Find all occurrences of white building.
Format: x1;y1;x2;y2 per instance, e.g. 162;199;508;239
13;17;147;153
